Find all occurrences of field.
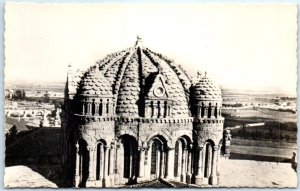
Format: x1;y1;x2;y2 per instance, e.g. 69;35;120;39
222;107;297;163
222;108;297;123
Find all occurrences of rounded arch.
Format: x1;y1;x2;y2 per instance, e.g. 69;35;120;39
117;134;139;184
204;139;215;147
95;137;107;146
95;139;107;181
173;134;193;148
173;135;193;182
148;134;168;146
147;134;168;179
146;132;172;146
203;139;215;179
77;138;89;187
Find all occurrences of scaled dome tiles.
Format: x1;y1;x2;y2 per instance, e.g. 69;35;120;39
193;76;222;100
75;44;192;117
77;68;113;96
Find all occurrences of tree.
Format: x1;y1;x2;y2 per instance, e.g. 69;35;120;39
43;91;50;103
22;90;26;99
13;89;23;100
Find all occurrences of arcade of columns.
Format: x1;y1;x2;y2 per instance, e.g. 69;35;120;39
74;131;221;187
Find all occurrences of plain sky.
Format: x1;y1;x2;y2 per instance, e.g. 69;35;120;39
4;3;297;95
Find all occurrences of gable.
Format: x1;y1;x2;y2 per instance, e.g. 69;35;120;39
146;73;169;99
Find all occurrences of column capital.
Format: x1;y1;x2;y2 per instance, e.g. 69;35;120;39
197;145;204;150
167;146;175;151
87;145;94;151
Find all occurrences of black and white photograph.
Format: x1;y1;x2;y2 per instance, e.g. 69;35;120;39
3;2;297;188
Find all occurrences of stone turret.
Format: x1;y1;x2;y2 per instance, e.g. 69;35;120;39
191;72;224;186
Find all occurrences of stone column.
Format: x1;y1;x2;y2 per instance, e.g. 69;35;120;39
92;147;97;180
166;147;174;180
114;144;121;185
104;146;110;187
99;144;104;181
209;146;219;185
204;107;208;118
102;100;107;116
145;145;152;181
144;102;149;117
138;147;145;178
177;143;182;181
109;145;115;186
87;146;94;181
211;106;214;118
94;103;99;116
195;146;203;185
82;103;85;115
109;146;115;175
75;143;80;187
181;147;187;182
86;103;92;115
186;149;192;184
160;147;165;178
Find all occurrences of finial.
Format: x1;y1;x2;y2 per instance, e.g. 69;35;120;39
204;71;207;77
135;35;143;47
197;71;202;79
157;64;162;74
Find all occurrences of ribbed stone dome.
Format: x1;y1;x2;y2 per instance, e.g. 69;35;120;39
193;75;222;100
78;39;192;117
77;67;113;96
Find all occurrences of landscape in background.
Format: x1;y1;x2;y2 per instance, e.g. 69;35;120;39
4;3;297;189
4;79;297;187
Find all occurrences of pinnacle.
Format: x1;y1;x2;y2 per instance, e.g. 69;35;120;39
135;35;143;48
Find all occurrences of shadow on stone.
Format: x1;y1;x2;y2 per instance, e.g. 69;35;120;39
229;153;291;163
5;127;64;187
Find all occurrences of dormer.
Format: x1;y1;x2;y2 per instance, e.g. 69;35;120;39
144;72;173;118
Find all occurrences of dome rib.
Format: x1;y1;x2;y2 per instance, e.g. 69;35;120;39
144;49;191;103
75;41;193;117
113;50;135;95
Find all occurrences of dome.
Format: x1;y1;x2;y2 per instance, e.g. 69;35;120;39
77;38;192;117
77;67;113;96
193;74;222;100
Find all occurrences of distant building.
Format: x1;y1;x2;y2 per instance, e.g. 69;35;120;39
61;38;225;187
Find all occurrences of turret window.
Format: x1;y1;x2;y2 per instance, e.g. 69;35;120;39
106;99;109;114
99;99;103;116
92;99;96;115
146;100;172;118
208;103;212;118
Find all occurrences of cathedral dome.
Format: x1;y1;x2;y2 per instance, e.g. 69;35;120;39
77;38;192;117
77;67;113;96
193;73;222;100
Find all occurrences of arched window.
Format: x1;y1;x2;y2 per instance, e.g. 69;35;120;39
92;99;96;115
157;101;161;118
96;142;105;180
204;143;213;178
150;139;162;175
163;101;168;117
214;103;218;118
106;99;109;114
201;103;205;118
174;141;180;177
150;101;154;118
99;99;103;116
208;103;212;118
78;139;88;186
